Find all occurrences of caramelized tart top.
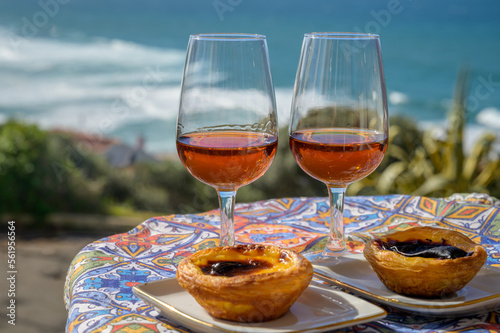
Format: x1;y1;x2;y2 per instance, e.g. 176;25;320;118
191;244;295;277
374;238;472;259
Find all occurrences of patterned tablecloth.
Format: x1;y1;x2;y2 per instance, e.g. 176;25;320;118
64;194;500;332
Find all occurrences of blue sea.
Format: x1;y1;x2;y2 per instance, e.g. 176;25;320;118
1;0;499;153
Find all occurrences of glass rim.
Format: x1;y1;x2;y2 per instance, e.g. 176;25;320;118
189;33;266;41
304;32;379;39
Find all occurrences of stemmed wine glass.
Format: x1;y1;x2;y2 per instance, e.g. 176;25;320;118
289;33;388;261
176;34;278;247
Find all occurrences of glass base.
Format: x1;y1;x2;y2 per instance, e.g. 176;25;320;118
302;247;349;263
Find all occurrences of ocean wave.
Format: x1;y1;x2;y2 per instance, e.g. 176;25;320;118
275;87;293;126
388;91;409;105
0;27;187;133
0;28;185;69
476;107;500;130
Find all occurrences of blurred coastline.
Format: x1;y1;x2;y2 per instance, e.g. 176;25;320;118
1;0;499;154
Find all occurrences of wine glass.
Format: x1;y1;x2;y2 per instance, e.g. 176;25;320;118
289;33;388;260
176;33;278;247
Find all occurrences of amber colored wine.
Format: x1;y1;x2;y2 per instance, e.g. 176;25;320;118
290;128;387;186
177;131;278;190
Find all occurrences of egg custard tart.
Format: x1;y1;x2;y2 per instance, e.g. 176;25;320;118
363;226;487;298
176;244;313;322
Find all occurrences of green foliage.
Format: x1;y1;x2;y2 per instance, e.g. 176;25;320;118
0;121;105;219
100;157;217;214
349;68;500;199
0;118;325;222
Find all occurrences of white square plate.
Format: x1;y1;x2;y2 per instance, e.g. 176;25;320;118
133;277;386;333
314;253;500;316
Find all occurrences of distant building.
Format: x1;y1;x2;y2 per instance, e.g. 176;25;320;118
105;139;157;168
52;130;158;168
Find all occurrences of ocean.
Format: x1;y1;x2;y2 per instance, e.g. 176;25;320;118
1;0;499;153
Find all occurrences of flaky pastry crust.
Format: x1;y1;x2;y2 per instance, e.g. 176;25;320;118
363;226;487;298
176;244;313;322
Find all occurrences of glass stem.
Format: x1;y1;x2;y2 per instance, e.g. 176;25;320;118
217;190;236;246
324;185;347;256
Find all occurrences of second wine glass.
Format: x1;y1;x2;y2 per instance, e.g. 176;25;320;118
176;33;278;247
289;33;389;261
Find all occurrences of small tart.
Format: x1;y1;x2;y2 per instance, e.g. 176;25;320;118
176;244;313;322
363;226;487;298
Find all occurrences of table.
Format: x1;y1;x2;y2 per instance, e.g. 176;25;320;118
64;193;500;332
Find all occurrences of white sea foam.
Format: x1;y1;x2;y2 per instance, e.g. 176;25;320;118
0;32;185;69
0;28;298;137
0;28;186;137
476;107;500;130
388;91;409;105
275;87;293;126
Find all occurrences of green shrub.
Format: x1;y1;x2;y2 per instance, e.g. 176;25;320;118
0;121;105;220
349;68;500;199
